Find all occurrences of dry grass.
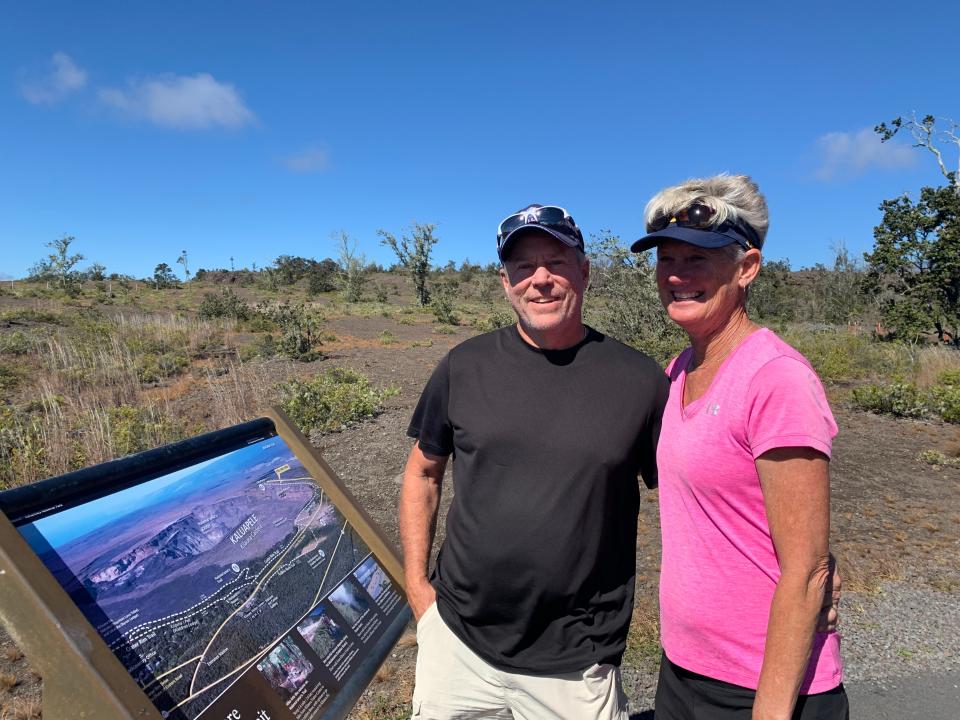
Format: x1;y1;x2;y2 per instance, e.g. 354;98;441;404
837;551;902;593
0;673;17;692
914;345;960;388
203;357;280;428
0;311;235;488
394;631;417;651
623;602;661;667
0;698;41;720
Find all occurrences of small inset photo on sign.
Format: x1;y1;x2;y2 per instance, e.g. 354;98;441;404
353;556;392;602
296;604;346;658
256;636;314;703
327;578;371;626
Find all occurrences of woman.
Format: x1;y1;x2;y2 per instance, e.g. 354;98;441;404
631;175;848;719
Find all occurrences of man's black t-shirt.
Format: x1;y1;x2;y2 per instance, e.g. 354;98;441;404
407;324;669;674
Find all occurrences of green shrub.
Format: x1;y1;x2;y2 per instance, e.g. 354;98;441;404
307;266;338;295
472;308;515;333
108;406;185;457
0;409;47;489
278;368;396;433
851;382;930;419
585;235;687;365
255;302;324;361
136;350;190;384
0;363;23;392
0;330;33;355
931;369;960;424
0;308;64;325
916;449;960;467
239;334;277;361
854;369;960;425
429;282;459;325
378;330;398;345
780;327;910;384
198;288;251;321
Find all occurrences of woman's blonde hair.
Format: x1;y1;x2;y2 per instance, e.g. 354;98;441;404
643;173;769;247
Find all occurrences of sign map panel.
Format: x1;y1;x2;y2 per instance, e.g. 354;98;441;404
15;432;407;720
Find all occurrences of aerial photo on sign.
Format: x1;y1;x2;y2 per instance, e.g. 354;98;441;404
17;436;405;720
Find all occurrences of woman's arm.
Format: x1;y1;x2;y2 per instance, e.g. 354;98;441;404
753;446;832;720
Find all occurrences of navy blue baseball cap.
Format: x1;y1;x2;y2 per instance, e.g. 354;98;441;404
497;204;585;261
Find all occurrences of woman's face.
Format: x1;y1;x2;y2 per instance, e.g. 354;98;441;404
655;239;756;337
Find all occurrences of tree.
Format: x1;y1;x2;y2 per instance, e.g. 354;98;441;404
749;259;795;323
334;231;367;303
86;262;107;282
876;113;960;195
273;255;314;285
584;232;686;363
864;185;960;345
176;250;191;281
809;242;866;325
868;114;960;345
153;263;178;290
30;235;84;289
378;222;438;306
306;259;339;295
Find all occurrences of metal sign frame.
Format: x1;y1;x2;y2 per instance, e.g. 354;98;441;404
0;408;407;719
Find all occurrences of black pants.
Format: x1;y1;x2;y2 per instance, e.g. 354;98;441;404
655;653;849;720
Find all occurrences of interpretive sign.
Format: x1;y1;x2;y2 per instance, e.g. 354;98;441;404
0;409;410;720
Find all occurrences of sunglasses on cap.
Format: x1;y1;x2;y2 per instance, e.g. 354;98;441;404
497;205;581;246
648;202;761;249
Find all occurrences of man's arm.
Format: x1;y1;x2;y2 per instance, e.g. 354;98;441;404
753;447;832;720
399;440;448;621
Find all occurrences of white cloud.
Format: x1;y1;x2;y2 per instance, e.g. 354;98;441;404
814;127;916;180
98;73;255;130
19;52;88;105
282;146;331;173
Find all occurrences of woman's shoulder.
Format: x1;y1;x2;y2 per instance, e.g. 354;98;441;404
749;329;818;371
737;329;826;394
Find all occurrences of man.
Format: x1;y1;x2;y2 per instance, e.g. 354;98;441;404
399;204;669;719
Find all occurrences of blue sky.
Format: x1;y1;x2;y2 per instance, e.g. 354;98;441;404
25;438;291;548
2;1;958;280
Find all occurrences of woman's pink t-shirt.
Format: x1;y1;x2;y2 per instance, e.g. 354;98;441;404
657;328;843;692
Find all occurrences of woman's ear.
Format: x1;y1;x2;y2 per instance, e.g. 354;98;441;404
739;248;762;288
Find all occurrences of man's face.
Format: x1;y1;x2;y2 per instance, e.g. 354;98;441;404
499;231;589;349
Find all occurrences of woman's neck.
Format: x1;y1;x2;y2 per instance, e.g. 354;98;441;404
689;308;758;370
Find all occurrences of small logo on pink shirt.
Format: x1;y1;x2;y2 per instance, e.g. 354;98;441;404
706;403;721;416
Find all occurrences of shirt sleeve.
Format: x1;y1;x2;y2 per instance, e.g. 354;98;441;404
406;353;454;457
746;356;838;460
638;364;671;489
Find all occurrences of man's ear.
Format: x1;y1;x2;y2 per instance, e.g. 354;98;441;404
499;265;511;295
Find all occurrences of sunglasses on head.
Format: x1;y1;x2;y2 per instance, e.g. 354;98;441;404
497;205;576;244
648;202;761;249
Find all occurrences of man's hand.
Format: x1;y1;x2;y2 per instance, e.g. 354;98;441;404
816;554;842;633
407;577;438;622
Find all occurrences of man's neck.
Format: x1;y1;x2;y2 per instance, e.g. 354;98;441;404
515;322;588;351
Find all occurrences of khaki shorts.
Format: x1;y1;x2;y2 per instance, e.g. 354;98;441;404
412;602;629;720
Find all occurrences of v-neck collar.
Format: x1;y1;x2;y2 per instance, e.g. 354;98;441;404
678;328;768;420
